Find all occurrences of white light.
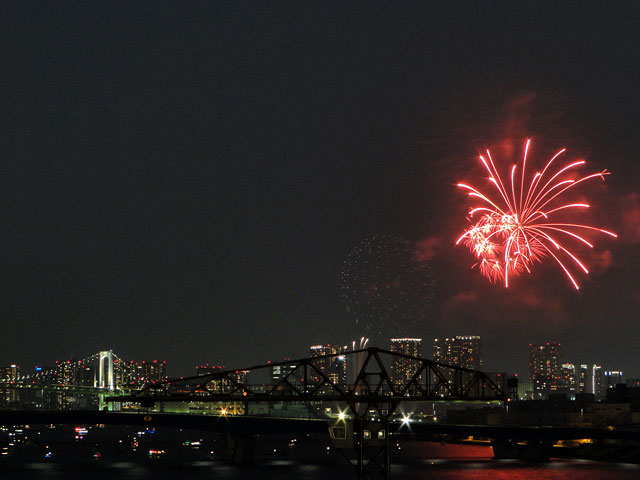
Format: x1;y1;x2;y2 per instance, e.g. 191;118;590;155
401;414;411;426
338;411;346;421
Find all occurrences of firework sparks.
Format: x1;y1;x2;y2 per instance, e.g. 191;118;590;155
456;139;617;289
341;234;435;336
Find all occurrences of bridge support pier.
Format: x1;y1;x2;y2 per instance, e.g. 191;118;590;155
331;409;394;480
491;438;523;459
222;433;257;464
521;439;551;462
491;438;551;462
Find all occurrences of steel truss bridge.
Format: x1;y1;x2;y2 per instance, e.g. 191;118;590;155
107;346;507;480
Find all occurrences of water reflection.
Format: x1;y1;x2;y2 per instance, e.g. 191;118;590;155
2;442;639;479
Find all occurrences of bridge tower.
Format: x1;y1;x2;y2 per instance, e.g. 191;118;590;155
95;350;114;391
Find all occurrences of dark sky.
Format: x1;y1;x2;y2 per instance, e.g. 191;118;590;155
1;2;639;378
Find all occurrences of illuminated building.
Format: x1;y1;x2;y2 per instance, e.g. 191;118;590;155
123;360;167;387
433;336;482;370
432;336;482;386
1;365;20;404
310;344;348;386
56;360;76;385
578;364;589;393
270;358;299;385
195;363;225;376
591;365;604;399
529;342;563;399
194;364;248;393
578;364;606;399
1;364;19;380
605;370;623;390
517;378;534;400
560;363;577;398
389;338;422;388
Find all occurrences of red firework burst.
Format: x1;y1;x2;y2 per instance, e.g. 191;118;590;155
456;139;617;289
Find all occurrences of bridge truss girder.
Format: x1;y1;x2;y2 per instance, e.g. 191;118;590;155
108;346;506;405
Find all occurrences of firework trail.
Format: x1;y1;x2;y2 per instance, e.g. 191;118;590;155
456;139;617;289
351;337;369;351
351;337;369;382
341;234;435;337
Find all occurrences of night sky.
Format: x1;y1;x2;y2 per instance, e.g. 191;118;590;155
1;3;639;378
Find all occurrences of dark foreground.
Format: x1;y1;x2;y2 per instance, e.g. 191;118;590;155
3;456;640;480
2;423;640;479
3;442;640;479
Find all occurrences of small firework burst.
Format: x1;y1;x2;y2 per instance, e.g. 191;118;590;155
341;234;435;337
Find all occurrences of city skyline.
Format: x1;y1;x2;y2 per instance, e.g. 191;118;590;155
1;4;639;380
2;334;633;385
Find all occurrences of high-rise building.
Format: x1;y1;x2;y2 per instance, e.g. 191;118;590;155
1;365;19;380
578;364;589;393
56;359;83;385
529;342;563;399
310;345;348;386
560;363;577;398
433;336;482;370
577;364;606;399
123;360;167;387
517;378;534;400
1;365;20;404
592;365;605;400
389;338;422;389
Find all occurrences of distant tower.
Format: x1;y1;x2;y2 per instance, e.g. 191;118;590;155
529;342;562;399
389;338;422;388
